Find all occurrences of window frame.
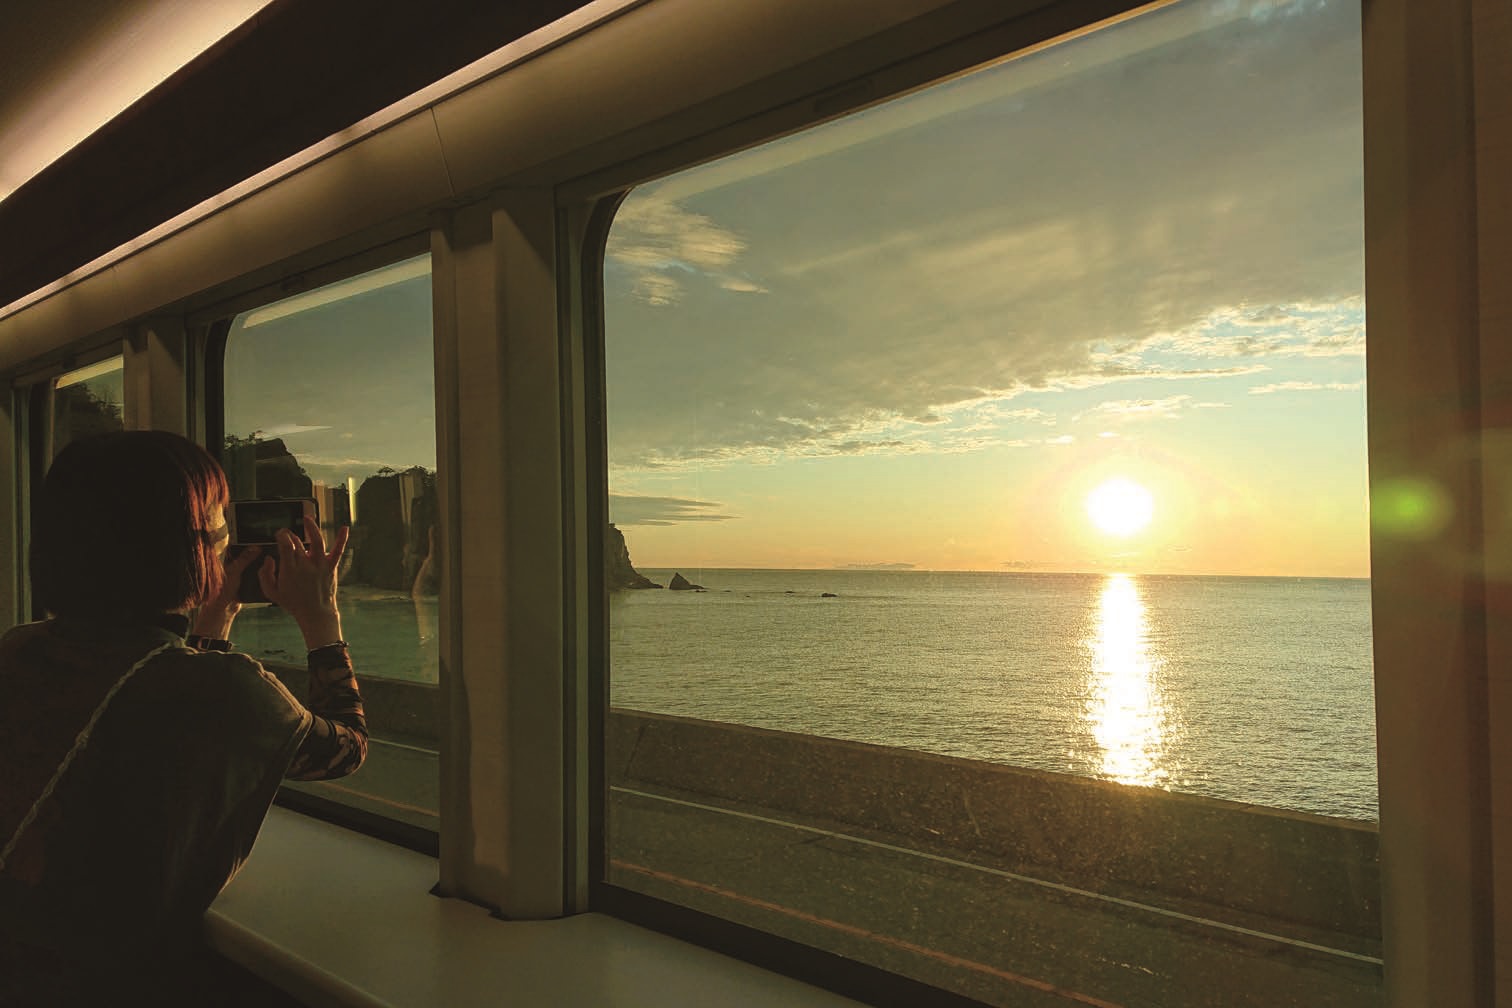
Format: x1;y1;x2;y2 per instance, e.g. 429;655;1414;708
1361;2;1496;1003
17;347;130;621
1;384;30;628
427;193;581;919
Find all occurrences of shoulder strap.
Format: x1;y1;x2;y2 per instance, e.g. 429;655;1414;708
0;640;178;873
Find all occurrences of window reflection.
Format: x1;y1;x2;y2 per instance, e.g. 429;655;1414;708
53;357;124;457
222;254;438;685
1085;574;1170;787
220;253;439;831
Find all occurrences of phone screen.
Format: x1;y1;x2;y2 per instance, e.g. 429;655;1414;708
230;498;316;603
232;500;311;545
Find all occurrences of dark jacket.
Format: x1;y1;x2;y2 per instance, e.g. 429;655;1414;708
0;615;363;1004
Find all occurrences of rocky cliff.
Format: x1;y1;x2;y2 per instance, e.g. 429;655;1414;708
606;525;661;590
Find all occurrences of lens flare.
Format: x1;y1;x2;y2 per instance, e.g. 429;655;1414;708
1373;476;1451;541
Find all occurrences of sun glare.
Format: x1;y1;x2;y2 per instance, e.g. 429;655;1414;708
1086;478;1154;538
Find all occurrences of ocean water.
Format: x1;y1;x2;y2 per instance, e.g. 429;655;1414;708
609;569;1378;821
232;567;1377;820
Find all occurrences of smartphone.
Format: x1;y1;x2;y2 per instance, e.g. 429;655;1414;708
228;498;317;603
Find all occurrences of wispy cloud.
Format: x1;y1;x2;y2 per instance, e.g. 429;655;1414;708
256;423;332;438
1248;379;1364;395
1151;299;1366;359
610;494;737;526
606;196;762;306
1080;395;1206;422
942;401;1059;433
805;439;910;457
718;277;769;294
940;436;1031;454
1057;363;1270;388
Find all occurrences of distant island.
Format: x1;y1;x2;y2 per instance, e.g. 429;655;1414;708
840;562;916;570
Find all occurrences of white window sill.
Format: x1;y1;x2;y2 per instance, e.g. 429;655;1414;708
207;807;864;1008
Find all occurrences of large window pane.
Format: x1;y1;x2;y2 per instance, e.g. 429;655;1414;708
222;253;438;830
603;1;1376;1005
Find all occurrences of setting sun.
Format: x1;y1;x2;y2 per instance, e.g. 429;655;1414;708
1086;478;1155;538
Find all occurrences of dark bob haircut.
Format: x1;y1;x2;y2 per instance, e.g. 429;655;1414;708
30;430;229;620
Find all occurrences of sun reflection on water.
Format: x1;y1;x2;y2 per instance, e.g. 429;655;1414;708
1085;574;1169;786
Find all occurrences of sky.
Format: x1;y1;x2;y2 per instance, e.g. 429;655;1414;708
603;0;1367;578
223;259;437;493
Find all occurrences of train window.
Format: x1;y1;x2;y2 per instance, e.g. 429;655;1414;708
52;356;125;457
600;1;1376;1005
23;356;129;620
219;253;439;832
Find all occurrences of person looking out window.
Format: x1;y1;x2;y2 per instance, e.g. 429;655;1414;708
0;430;366;1005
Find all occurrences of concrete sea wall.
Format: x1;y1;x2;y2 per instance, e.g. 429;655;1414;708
608;707;1380;952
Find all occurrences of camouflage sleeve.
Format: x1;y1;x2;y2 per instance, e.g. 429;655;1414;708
283;644;367;781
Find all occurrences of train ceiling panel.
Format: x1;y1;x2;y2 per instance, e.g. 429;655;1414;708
0;0;594;312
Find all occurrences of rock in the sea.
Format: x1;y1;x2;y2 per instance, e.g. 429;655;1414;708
606;525;662;590
820;592;838;598
668;572;705;591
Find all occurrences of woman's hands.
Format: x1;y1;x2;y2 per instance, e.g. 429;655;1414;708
259;515;350;650
193;546;261;640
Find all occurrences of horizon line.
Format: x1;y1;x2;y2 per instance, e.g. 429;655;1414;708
628;565;1371;580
